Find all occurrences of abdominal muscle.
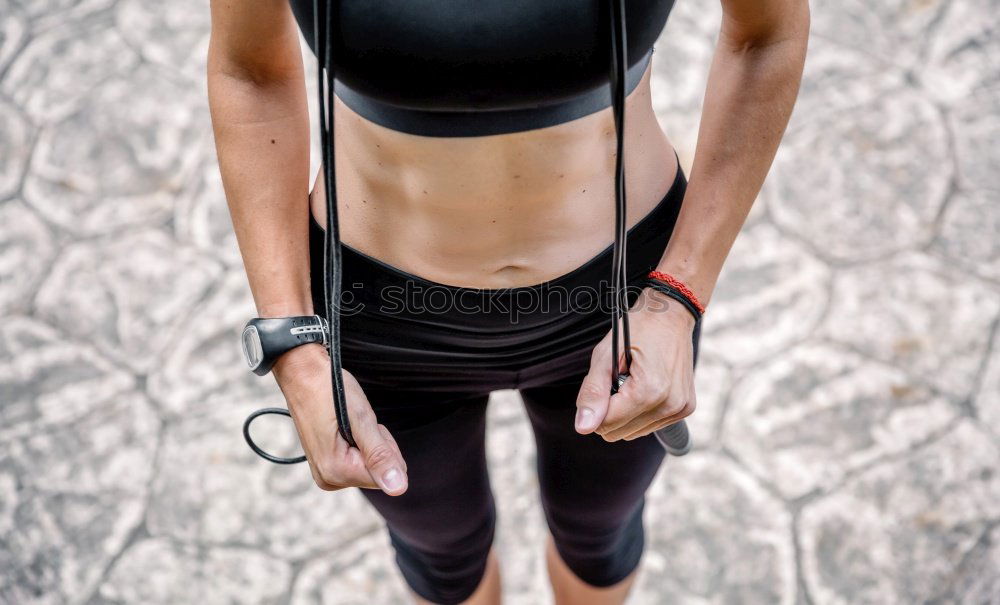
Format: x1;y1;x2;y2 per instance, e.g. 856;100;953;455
309;60;678;289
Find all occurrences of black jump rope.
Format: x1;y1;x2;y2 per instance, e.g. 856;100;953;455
243;0;692;465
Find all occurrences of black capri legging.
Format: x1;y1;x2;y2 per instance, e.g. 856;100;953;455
309;163;699;604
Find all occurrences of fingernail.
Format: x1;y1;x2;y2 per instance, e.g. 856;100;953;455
575;407;595;431
381;468;404;491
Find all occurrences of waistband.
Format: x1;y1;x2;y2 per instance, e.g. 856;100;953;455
310;160;685;331
333;48;653;138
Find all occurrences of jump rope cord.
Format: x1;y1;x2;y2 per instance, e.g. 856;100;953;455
608;0;632;392
315;0;355;447
607;0;692;453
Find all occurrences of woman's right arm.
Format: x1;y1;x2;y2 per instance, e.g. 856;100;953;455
207;0;408;496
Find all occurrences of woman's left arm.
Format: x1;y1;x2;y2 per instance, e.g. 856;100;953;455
576;0;810;440
656;0;810;307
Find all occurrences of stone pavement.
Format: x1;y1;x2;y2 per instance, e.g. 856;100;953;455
1;0;998;603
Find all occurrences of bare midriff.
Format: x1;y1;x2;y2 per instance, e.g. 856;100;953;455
310;59;678;289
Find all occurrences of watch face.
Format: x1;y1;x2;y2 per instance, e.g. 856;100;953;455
242;325;263;370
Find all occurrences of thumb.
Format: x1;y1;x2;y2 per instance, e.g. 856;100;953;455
352;410;409;496
576;349;613;434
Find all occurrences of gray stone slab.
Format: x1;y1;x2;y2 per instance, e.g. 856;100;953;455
974;330;1000;440
114;0;210;84
0;318;157;604
173;149;245;268
22;64;208;235
700;221;831;369
938;523;1000;605
820;252;1000;400
951;93;1000;196
787;33;907;136
808;0;950;73
146;270;271;418
13;0;116;32
0;96;31;200
933;188;1000;283
0;317;137;443
100;538;291;604
920;0;1000;105
799;420;1000;604
486;390;550;605
33;229;224;375
636;451;796;604
0;200;55;315
0;2;29;77
723;341;957;500
686;356;732;445
291;531;410;605
768;89;951;264
2;13;137;125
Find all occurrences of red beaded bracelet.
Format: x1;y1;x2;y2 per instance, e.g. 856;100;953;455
647;271;706;315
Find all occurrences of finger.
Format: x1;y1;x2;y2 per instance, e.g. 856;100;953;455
316;442;377;490
623;416;678;441
607;356;698;439
631;386;696;441
608;405;682;442
597;378;651;434
348;390;408;496
602;406;664;441
575;336;615;434
616;398;694;442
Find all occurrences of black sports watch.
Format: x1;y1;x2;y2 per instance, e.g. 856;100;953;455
241;315;329;376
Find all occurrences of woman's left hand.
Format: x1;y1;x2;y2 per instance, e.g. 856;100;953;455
575;287;697;441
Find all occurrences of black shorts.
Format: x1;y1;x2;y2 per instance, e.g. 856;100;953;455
309;164;699;604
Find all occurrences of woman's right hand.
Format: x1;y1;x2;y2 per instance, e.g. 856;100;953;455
271;343;409;496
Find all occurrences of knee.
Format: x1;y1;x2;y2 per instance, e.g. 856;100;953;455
388;501;496;604
546;499;647;587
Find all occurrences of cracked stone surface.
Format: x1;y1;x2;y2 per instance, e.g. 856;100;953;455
799;420;1000;604
2;0;998;604
34;229;224;375
0;319;158;604
723;342;958;500
0;199;54;315
702;221;831;368
639;452;797;604
769;89;952;264
819;252;1000;400
100;538;293;604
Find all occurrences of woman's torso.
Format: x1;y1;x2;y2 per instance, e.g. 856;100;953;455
301;0;680;289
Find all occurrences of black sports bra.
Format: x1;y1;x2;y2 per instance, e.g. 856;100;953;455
288;0;675;136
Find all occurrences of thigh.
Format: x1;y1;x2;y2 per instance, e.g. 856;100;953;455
520;378;666;527
359;387;497;603
519;377;665;585
361;388;494;544
517;316;702;585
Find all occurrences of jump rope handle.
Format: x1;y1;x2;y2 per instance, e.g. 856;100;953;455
614;374;692;456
